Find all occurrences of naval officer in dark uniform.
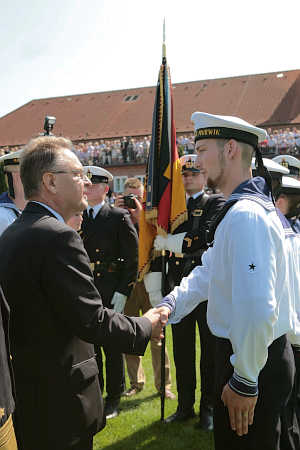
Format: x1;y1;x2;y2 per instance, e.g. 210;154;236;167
276;175;300;450
153;155;225;429
80;166;139;419
276;174;300;234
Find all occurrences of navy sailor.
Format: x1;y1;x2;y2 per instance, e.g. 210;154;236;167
156;112;300;450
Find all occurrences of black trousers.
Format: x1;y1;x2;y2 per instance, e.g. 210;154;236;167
68;435;93;450
95;344;125;402
280;346;300;450
171;301;215;411
214;335;295;450
94;288;125;402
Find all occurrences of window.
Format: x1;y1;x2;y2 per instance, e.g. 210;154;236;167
114;176;128;193
136;175;146;186
123;95;140;102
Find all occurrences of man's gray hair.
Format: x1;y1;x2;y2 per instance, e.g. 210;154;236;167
20;136;73;199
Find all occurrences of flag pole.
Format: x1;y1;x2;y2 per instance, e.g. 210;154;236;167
162;17;166;60
160;17;167;422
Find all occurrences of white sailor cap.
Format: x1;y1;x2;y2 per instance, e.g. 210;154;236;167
83;165;113;184
272;155;300;178
0;149;23;171
191;112;267;146
280;176;300;195
251;157;289;178
180;154;200;172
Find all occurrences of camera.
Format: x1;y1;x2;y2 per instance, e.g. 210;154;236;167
123;194;137;209
43;116;56;135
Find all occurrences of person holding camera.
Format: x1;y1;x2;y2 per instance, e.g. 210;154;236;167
115;178;175;399
80;166;139;420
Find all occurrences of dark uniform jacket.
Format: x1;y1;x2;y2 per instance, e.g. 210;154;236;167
0;287;14;427
0;202;152;450
168;193;226;287
81;203;138;305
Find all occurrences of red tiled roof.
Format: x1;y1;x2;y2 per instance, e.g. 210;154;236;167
1;69;300;146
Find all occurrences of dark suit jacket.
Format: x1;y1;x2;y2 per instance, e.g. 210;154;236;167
0;202;151;449
0;287;15;427
81;203;138;305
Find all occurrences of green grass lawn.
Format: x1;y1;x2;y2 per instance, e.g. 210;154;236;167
93;327;215;449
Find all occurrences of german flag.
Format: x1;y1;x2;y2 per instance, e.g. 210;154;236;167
138;54;187;280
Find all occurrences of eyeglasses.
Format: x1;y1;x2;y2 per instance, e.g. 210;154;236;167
49;170;87;181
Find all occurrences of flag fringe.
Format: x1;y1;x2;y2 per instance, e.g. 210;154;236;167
170;210;188;234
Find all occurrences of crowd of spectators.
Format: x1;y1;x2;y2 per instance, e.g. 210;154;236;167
1;128;300;165
72;136;151;165
262;127;300;155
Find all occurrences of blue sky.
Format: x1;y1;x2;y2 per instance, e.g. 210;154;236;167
1;0;299;118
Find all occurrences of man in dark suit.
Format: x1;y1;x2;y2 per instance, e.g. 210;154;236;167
0;287;17;450
80;165;139;419
0;136;165;450
153;155;226;429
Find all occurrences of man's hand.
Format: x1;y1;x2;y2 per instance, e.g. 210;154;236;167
114;194;125;208
221;383;257;436
155;305;170;325
114;194;142;225
143;306;169;340
128;197;142;225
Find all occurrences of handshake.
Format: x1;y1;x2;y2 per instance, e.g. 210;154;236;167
143;306;170;340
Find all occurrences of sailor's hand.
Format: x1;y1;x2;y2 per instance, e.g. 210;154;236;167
221;383;257;436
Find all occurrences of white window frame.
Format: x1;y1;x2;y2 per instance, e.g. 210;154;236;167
113;175;146;193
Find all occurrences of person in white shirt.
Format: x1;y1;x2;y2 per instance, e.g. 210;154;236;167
155;112;300;450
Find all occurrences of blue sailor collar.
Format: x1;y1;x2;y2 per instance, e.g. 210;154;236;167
227;176;274;212
288;217;300;235
275;208;297;239
228;177;296;239
208;177;295;246
0;191;20;213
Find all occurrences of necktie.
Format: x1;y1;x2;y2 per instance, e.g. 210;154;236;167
89;208;94;220
187;197;194;211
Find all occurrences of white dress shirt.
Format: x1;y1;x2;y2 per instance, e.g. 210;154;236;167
87;201;105;219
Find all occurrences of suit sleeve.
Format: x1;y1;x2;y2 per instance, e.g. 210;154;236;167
42;227;151;355
116;212;139;297
182;194;226;254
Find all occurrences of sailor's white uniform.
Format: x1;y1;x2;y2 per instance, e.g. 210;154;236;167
162;183;300;393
